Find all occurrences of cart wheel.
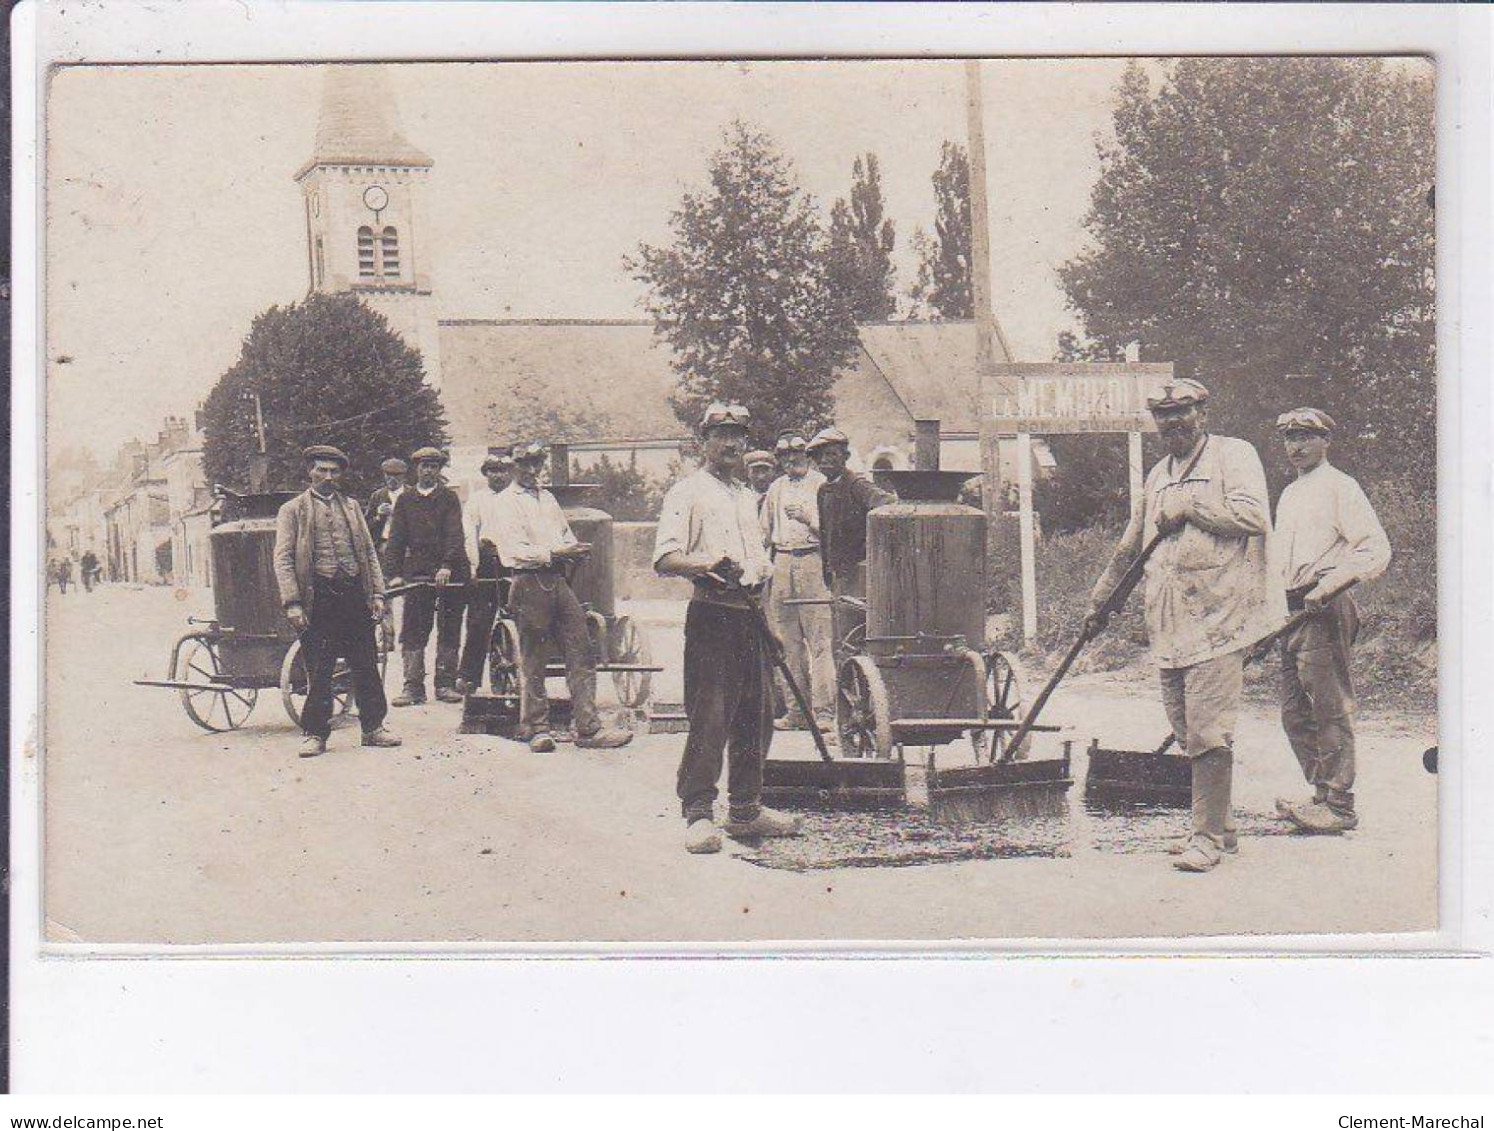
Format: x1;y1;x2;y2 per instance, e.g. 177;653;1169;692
489;617;526;714
837;655;893;761
965;649;994;763
609;615;654;709
279;638;381;729
176;634;257;733
985;649;1028;761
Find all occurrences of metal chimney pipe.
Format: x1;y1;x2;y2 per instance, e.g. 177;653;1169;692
549;442;571;488
914;420;941;471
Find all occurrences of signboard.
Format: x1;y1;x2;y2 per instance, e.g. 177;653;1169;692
985;362;1173;434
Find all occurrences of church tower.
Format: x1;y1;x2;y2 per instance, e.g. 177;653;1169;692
295;65;442;386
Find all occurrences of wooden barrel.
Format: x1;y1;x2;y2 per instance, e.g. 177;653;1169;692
867;503;986;653
211;516;296;682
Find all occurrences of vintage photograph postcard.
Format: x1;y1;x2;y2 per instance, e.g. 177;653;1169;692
41;56;1438;947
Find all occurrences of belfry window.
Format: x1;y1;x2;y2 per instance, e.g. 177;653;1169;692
357;227;376;277
380;227;401;279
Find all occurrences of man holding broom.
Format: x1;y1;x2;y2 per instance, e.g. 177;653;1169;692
1085;379;1284;873
654;403;804;855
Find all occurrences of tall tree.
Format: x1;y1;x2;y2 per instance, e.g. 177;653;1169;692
826;153;897;321
909;141;973;320
626;121;860;444
201;292;448;497
1060;58;1435;488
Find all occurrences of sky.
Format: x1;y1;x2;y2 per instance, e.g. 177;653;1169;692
45;59;1133;461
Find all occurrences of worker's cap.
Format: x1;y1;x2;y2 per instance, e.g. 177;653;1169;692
805;426;850;452
1145;378;1210;410
775;433;808;454
511;441;549;463
379;457;408;475
744;450;776;470
302;444;349;468
1276;407;1337;436
698;402;751;433
480;451;513;473
410;446;449;466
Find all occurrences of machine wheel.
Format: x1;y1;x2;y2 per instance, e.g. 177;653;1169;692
837;655;894;761
965;649;995;763
280;638;384;729
609;615;654;709
984;649;1028;761
489;617;527;713
176;634;257;733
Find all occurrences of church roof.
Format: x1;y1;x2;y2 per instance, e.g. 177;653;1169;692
437;320;690;448
296;65;433;179
853;320;1011;433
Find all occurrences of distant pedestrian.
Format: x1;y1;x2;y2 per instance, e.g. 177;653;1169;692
385;447;470;706
80;550;99;592
655;402;802;855
56;558;73;594
1271;407;1391;835
272;444;401;758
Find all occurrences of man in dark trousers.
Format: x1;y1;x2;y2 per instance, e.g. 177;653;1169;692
457;450;514;694
365;457;409;550
385;446;470;706
80;550;99;592
272;444;401;758
806;427;895;672
655;403;803;855
488;441;633;753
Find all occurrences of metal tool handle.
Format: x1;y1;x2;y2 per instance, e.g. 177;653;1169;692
706;572;834;763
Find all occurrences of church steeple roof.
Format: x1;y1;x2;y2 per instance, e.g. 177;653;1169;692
295;65;432;180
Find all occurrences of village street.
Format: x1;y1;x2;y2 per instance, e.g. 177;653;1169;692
38;585;1438;947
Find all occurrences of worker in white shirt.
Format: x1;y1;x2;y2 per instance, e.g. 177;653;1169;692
456;450;513;695
760;432;836;738
487;441;633;753
1271;408;1391;835
654;402;803;855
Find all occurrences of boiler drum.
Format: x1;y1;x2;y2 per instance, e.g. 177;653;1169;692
866;503;986;653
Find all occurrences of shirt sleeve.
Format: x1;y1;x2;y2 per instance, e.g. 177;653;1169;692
547;493;578;551
1186;441;1271;538
851;474;897;509
464;497;482;572
760;479;779;545
1317;477;1393;593
653;481;692;568
1090;502;1146;607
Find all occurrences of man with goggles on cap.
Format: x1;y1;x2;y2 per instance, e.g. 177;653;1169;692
385;447;471;706
806;426;895;674
1271;407;1390;835
456;449;515;695
1085;378;1284;873
760;431;837;738
655;402;802;854
485;441;633;753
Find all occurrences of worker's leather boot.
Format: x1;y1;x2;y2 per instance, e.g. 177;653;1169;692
392;648;426;707
434;646;462;702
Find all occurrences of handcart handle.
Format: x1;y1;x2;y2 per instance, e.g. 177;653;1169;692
706;572;834;763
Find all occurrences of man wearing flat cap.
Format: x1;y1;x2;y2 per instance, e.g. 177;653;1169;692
1271;407;1391;835
273;445;401;757
807;426;896;677
1085;379;1284;873
365;457;409;549
761;431;836;737
487;441;633;753
385;446;471;706
744;449;779;509
457;449;515;695
655;402;802;854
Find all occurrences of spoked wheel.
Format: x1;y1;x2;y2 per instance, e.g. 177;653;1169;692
176;634;257;733
965;649;995;763
488;617;527;714
837;655;893;761
984;649;1028;762
609;614;654;709
280;638;385;729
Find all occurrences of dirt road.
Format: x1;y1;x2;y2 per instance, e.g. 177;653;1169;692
39;586;1438;945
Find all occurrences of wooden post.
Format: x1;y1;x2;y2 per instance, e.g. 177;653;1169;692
1017;432;1037;641
966;60;1004;587
1128;431;1144;522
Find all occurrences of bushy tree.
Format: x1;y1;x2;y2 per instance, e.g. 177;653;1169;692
577;453;668;522
626;121;860;445
826;153;897;321
908;141;973;320
1060;58;1435;490
201;293;447;497
1032;331;1134;532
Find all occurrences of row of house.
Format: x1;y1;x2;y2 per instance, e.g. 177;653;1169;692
49;416;214;589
